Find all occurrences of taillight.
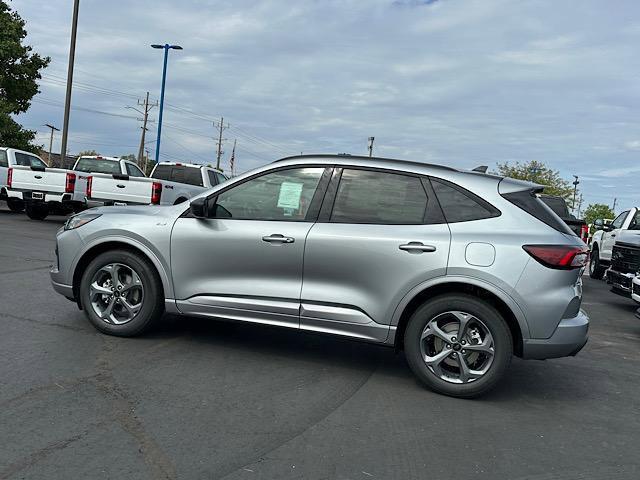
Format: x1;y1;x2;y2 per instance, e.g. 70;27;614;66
580;224;589;243
7;168;12;188
65;172;76;193
86;176;92;198
523;245;589;270
151;182;162;204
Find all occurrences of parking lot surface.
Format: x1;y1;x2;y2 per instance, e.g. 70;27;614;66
1;206;639;480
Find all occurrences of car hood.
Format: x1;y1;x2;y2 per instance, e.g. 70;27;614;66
616;230;640;247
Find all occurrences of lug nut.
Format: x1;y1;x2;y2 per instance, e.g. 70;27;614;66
462;350;466;354
117;285;123;290
461;340;466;345
446;344;451;349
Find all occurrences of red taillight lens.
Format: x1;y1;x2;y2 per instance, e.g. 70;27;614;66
7;167;13;188
65;172;76;193
523;245;589;270
151;181;162;204
580;224;589;243
86;176;93;198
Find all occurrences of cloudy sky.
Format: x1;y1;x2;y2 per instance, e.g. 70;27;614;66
14;0;640;211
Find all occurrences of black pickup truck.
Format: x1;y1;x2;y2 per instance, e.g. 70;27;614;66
539;194;588;243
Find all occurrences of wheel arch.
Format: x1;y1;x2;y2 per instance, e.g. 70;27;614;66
173;197;188;205
392;279;527;357
71;239;171;308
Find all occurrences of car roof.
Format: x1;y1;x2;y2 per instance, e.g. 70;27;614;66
274;153;460;173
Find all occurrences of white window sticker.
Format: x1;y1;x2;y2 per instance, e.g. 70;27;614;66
277;182;304;209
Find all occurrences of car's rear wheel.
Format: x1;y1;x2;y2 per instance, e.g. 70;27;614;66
589;246;605;279
404;294;512;398
7;198;24;212
79;250;164;336
25;203;48;220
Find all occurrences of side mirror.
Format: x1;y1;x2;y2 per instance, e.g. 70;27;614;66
594;219;604;230
190;197;207;218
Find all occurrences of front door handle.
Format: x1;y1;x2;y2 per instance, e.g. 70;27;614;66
262;234;295;244
399;242;437;253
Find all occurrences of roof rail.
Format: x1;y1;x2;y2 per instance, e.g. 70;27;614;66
271;153;459;172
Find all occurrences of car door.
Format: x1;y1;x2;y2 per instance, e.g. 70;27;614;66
601;211;628;260
171;165;331;327
300;167;451;342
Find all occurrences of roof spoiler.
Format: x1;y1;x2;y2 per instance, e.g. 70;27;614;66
497;177;544;195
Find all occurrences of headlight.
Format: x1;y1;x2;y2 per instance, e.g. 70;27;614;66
64;213;102;230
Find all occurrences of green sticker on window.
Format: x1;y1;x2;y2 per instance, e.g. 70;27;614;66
277;182;304;209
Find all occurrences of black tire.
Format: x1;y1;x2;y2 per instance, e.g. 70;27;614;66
79;249;164;336
25;203;49;220
589;246;605;280
404;294;512;398
7;198;24;212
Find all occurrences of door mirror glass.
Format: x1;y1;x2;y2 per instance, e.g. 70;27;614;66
190;197;207;218
594;219;604;230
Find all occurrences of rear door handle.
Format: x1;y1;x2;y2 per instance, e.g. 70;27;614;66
399;242;436;253
262;234;295;244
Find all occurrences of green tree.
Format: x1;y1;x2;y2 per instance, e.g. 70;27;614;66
120;154;137;162
0;1;50;151
583;203;615;226
495;160;574;200
77;150;100;156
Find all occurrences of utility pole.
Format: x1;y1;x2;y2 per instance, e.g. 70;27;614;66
44;124;60;165
612;197;618;213
229;139;236;176
60;0;80;166
136;92;157;167
144;148;150;175
571;175;580;214
577;194;584;218
367;136;375;157
215;117;229;170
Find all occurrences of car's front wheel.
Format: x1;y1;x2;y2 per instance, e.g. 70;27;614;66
589;246;605;279
79;250;164;336
404;294;512;398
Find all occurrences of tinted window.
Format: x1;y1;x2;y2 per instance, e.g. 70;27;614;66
331;169;428;224
125;163;145;177
0;150;7;168
151;165;172;181
14;152;47;168
628;211;640;231
216;172;227;184
539;195;570;219
207;170;217;186
501;189;574;235
75;158;121;174
431;178;500;223
151;165;203;186
611;211;628;229
212;167;324;221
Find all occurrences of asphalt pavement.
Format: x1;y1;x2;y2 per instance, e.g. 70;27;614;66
1;206;639;480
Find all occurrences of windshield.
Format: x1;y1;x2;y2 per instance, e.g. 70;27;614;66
74;158;121;174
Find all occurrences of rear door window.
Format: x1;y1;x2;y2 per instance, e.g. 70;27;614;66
430;178;500;223
0;150;7;167
330;169;428;224
125;163;146;177
207;170;218;186
216;172;228;185
14;152;47;168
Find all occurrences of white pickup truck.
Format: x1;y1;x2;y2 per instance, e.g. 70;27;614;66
589;207;640;279
79;157;227;208
1;147;79;219
149;162;228;204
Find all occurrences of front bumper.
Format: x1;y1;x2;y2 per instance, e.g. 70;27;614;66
522;309;589;360
607;268;637;296
632;277;640;305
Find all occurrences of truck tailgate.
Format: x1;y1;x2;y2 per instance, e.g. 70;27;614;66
89;174;155;204
10;166;69;193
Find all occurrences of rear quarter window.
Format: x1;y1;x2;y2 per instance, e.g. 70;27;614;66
0;150;7;167
430;178;500;223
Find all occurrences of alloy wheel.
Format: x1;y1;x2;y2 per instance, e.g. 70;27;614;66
89;263;144;325
419;311;495;384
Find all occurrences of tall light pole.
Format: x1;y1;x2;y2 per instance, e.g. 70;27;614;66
151;43;182;164
60;0;80;164
572;175;580;214
368;136;375;157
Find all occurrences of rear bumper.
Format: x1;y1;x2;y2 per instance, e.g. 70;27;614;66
7;189;74;204
85;197;147;208
522;309;589;360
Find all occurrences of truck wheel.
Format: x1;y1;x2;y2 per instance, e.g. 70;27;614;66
7;198;24;213
174;197;187;205
25;203;49;220
404;294;512;398
589;246;605;280
79;250;164;337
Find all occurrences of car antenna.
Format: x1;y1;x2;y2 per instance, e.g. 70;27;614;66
472;165;488;173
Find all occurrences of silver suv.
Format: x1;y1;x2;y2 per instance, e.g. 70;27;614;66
51;155;589;397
